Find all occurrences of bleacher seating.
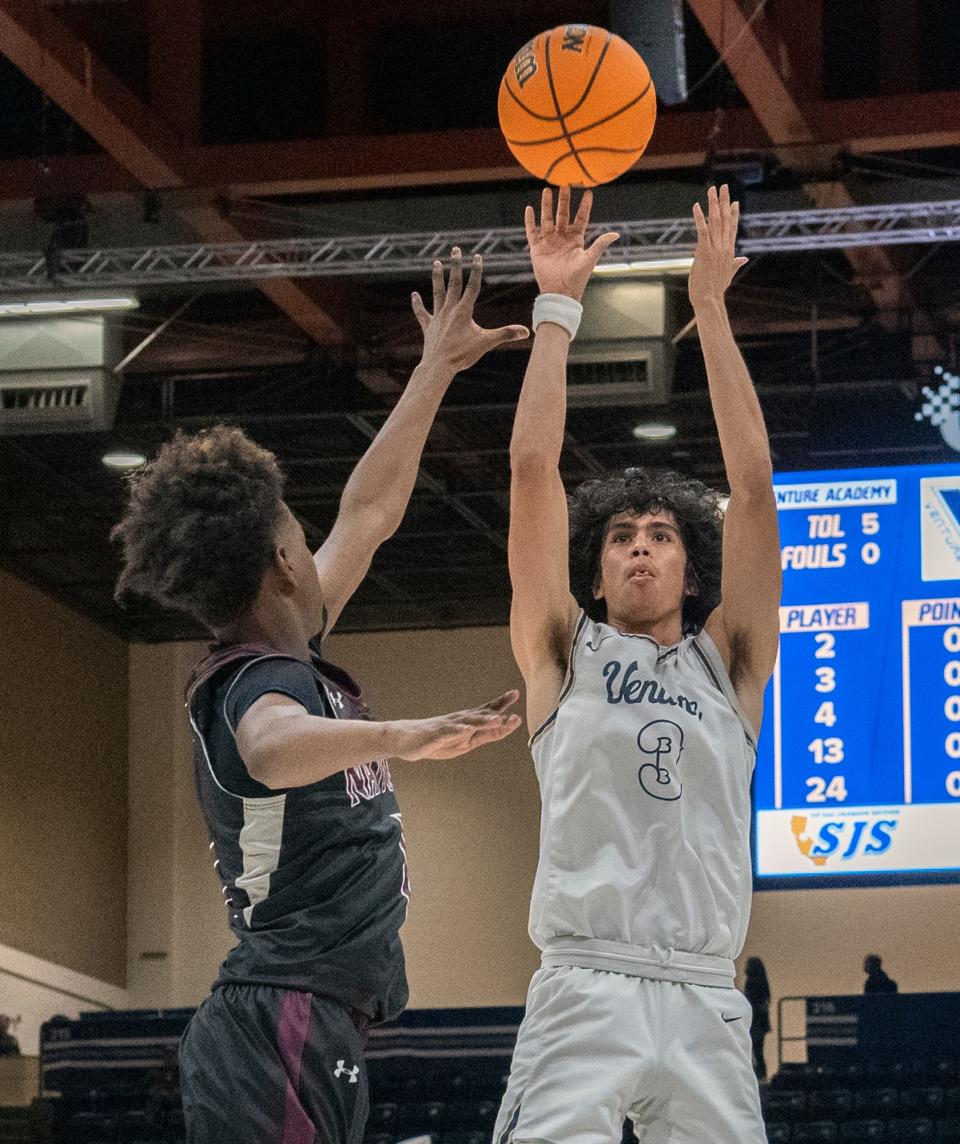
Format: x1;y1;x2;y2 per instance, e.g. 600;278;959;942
0;1106;31;1144
762;1060;960;1144
33;1005;960;1144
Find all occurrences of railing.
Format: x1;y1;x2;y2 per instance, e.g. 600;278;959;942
777;995;808;1069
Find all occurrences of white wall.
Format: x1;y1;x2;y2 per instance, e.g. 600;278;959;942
0;941;128;1057
0;569;128;986
126;643;232;1008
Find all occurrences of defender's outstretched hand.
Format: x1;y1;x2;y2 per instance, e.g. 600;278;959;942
524;186;619;301
392;689;522;760
688;184;749;310
412;248;529;373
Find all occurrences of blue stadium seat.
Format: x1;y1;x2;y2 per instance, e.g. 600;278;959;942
776;1064;837;1091
765;1123;793;1144
936;1119;960;1143
444;1069;507;1102
888;1119;937;1143
807;1068;842;1091
856;1088;900;1116
399;1100;448;1133
368;1103;401;1133
65;1110;118;1144
837;1064;865;1087
839;1120;886;1142
809;1089;854;1118
771;1064;808;1091
763;1090;807;1118
903;1089;947;1115
441;1132;487;1144
794;1121;838;1144
446;1099;498;1129
946;1090;960;1115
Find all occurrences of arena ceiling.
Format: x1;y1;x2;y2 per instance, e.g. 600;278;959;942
0;0;959;641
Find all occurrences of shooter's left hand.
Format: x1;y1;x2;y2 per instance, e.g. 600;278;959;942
688;184;749;310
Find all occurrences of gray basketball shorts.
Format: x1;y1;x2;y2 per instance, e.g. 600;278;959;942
492;964;767;1144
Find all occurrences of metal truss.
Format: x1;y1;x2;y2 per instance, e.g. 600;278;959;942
2;198;960;291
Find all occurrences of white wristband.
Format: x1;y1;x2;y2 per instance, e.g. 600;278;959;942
532;293;583;340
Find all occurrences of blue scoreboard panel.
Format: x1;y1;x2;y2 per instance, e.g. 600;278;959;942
754;462;960;885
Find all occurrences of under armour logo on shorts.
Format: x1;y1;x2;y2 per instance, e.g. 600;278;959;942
334;1060;359;1083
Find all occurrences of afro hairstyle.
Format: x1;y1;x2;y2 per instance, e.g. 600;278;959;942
112;425;286;629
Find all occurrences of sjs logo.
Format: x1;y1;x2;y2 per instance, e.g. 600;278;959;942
791;814;897;866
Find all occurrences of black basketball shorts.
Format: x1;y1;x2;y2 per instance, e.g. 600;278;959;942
179;984;370;1144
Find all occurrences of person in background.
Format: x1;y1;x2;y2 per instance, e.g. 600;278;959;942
743;957;771;1081
0;1015;20;1057
863;954;898;994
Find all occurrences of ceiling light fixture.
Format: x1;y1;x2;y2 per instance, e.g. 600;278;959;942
102;450;146;470
0;297;139;318
632;422;677;442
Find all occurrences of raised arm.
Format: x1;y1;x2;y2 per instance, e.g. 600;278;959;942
694;186;781;730
314;251;529;635
509;187;618;731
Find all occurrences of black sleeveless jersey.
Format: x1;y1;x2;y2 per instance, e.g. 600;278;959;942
185;639;409;1023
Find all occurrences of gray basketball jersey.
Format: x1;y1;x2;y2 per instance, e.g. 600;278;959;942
529;612;758;987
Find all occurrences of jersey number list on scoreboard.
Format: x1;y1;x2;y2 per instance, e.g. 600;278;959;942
753;463;960;884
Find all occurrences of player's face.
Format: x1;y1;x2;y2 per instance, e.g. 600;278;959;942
594;510;693;632
277;504;324;634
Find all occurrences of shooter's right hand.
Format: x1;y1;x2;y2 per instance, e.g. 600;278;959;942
525;185;619;302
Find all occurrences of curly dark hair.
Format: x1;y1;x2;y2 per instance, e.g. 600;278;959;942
568;467;724;634
112;425;286;628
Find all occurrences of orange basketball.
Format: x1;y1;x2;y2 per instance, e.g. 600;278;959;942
498;25;657;187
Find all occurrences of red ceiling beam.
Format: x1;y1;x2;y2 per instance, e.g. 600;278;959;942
685;0;922;318
0;0;346;343
2;91;959;206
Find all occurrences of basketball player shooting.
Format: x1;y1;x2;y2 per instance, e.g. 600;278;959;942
112;250;526;1144
494;184;781;1143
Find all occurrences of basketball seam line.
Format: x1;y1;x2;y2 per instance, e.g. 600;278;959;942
504;78;653;148
559;144;648;155
544;143;644;182
501;30;611;124
563;30;612;121
503;33;556;122
503;73;559;123
544;30;594;184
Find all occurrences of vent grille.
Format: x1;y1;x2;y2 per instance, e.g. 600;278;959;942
1;383;90;412
566;346;672;408
0;371;120;434
569;358;650;390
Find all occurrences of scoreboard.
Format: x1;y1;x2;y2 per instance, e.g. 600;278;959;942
754;462;960;885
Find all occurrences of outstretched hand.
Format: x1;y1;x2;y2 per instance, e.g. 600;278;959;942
412;249;529;373
688;184;749;310
525;186;619;302
393;689;522;761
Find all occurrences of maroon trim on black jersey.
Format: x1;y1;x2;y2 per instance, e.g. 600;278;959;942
185;638;364;712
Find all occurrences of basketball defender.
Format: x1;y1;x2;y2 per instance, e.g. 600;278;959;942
113;251;525;1144
494;185;781;1143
